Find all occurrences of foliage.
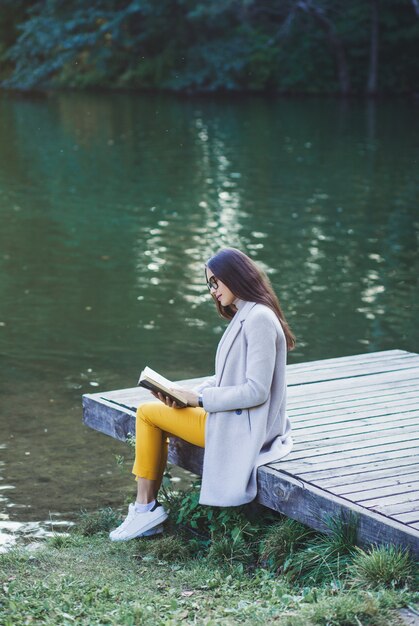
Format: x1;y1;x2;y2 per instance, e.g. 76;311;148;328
160;478;273;548
1;0;418;93
138;535;192;562
294;590;392;626
76;506;122;536
159;475;293;567
283;513;359;585
46;533;84;549
207;532;255;566
260;518;315;570
350;544;417;589
0;533;417;625
0;0;31;79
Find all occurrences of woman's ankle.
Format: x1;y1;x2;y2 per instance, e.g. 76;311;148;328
134;500;156;513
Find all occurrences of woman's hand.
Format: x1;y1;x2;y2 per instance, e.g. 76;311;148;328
150;388;200;408
150;391;181;408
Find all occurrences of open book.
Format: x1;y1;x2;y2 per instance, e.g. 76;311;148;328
138;366;188;407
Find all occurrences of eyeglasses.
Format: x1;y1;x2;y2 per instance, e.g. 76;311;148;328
206;275;219;291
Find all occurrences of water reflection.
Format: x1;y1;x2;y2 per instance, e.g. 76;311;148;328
0;93;418;543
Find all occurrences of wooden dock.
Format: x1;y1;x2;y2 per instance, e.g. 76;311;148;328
83;349;419;557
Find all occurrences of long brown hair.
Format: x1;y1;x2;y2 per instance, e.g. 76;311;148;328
206;248;296;351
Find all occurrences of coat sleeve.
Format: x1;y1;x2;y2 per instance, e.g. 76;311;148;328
193;375;216;394
202;311;278;412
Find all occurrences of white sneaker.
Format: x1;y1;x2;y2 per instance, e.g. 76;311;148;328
109;502;168;542
142;524;164;537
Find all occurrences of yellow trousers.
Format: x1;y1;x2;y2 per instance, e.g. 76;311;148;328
132;402;207;488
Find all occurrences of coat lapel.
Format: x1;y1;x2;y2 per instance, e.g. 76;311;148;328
216;300;257;384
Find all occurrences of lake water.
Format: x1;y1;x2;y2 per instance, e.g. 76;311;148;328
0;92;418;548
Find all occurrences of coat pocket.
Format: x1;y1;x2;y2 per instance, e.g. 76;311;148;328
234;409;251;432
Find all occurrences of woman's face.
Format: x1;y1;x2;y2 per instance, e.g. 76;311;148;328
206;270;236;307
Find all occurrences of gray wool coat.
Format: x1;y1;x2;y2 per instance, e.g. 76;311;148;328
196;299;293;506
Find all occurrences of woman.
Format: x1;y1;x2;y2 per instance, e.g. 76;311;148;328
109;247;295;541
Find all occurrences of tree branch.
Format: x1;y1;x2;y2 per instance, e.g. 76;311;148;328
295;0;351;94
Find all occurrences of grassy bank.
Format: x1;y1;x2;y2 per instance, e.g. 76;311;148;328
1;486;418;625
0;537;415;625
0;485;419;626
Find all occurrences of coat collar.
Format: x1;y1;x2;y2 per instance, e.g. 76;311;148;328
215;300;257;383
234;298;254;319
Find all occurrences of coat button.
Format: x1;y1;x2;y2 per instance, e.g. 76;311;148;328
235;409;242;415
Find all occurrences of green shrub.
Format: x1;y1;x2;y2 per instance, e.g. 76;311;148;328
207;531;255;566
283;514;358;585
259;518;314;570
284;542;354;586
161;479;271;543
138;535;191;562
160;479;281;566
350;544;416;589
47;533;83;549
299;590;386;626
0;547;30;568
76;507;122;536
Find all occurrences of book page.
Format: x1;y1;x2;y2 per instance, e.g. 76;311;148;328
142;366;181;390
139;366;188;406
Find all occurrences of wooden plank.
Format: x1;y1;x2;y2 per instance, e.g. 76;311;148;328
273;449;419;473
337;480;419;502
290;372;419;392
288;385;419;411
82;395;136;442
282;455;418;486
293;411;418;431
287;350;410;373
360;491;419;508
293;420;419;446
288;392;418;423
331;473;419;496
287;380;419;409
291;406;419;428
288;352;418;375
291;404;419;426
373;499;419;516
293;417;419;443
290;393;419;420
313;464;419;489
257;466;419;557
291;433;419;459
293;423;419;447
287;356;419;386
288;368;419;399
282;449;419;476
293;426;419;450
290;396;419;424
393;511;419;524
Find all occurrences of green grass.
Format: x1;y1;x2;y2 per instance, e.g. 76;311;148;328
350;544;417;589
0;505;417;626
76;507;123;537
259;517;315;570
